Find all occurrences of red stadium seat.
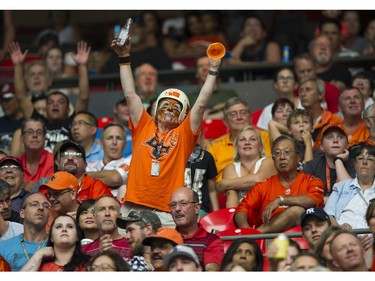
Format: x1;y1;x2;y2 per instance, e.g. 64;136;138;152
202;118;229;140
217;227;266;253
251;108;263;128
199;207;236;233
283;225;309;250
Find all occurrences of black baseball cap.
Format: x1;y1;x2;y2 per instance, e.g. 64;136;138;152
301;207;330;227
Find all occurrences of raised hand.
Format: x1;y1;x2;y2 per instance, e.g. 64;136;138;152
111;37;131;57
8;42;28;65
70;41;91;66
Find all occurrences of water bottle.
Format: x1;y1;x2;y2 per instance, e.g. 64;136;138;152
116;18;133;46
283;45;291;63
273;233;290;260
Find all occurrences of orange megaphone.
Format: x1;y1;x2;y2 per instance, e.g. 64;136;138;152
206;42;226;60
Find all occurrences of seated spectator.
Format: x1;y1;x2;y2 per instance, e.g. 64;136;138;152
309;35;352;93
341;11;367;55
227;14;281;65
257;67;300;131
52;140;113;203
0;83;25;154
351;71;374;110
170;187;224;271
20;214;90;271
338;88;369;147
71;111;104;163
324;143;375;230
220;125;277;208
267;98;296;141
220;238;264;271
362;18;375;57
0;179;23;241
141;227;183;271
116;210;162;271
330;230;369;271
269;108;314;163
82;195;132;259
300;207;331;252
86;122;131;201
298;77;342;149
290;251;324;271
293;53;340;114
76;199;99;244
165;245;203;272
88;250;130;271
313;225;342;271
18;118;54;193
0;156;29;212
234;135;324;233
303;125;355;203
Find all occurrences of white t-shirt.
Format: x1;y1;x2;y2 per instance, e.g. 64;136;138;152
0;221;24;241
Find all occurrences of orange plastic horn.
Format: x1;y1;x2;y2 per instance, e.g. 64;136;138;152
206;42;226;60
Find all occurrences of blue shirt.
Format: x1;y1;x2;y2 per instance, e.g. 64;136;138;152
324;177;375;220
86;141;104;162
0;234;47;271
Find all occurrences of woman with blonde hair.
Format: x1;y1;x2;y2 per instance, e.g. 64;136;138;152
221;125;277;208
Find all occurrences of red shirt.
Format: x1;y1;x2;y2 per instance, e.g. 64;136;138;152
82;237;132;259
19;150;54;185
179;223;224;269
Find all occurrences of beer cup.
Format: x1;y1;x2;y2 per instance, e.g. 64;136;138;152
206;42;226;60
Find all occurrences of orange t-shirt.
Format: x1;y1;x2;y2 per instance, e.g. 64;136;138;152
236;172;324;228
39;262;87;271
76;174;113;203
123;109;199;212
338;121;370;147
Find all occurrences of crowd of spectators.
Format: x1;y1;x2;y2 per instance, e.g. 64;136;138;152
1;9;375;273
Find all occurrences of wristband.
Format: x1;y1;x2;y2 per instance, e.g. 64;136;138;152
208;69;219;76
119;56;131;65
278;196;285;206
333;157;345;164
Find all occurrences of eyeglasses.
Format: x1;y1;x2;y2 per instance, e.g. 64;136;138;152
46;189;72;200
88;264;116;271
169;201;197;209
22;129;44;137
226;110;249;119
355;156;375;163
272;149;295;158
60;151;83;159
0;165;22;171
26;201;51;210
71;120;95;128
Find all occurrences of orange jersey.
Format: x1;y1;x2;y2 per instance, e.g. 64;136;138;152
123;109;199;212
236;172;324;228
338;121;370;147
77;174;113;203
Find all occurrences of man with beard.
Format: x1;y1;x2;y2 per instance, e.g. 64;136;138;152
111;32;221;226
0;192;50;271
39;171;80;218
82;195;132;259
142;227;183;271
46;140;112;203
235;135;324;233
116;210;162;271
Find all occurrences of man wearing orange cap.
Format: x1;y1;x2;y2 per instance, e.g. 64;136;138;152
111;35;221;226
142;227;183;271
39;171;80;217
